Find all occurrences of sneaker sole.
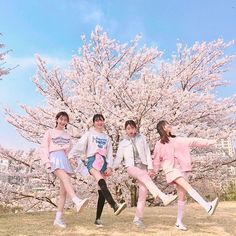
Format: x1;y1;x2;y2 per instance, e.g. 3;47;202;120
163;195;178;206
114;203;127;216
53;223;66;229
95;224;104;228
76;198;89;213
208;198;219;216
175;224;187;231
133;223;146;229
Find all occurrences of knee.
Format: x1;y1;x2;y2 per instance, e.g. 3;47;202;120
60;188;67;198
98;179;107;190
137;197;146;204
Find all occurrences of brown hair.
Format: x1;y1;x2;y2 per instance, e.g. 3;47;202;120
55;111;69;129
93;114;105;123
156;120;176;144
125;120;137;129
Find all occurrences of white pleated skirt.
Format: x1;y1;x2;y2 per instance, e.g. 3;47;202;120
49;150;74;174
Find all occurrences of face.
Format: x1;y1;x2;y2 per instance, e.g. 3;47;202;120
94;118;105;131
56;115;68;129
126;125;137;138
163;122;172;134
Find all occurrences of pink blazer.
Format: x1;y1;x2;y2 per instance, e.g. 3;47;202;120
153;137;215;174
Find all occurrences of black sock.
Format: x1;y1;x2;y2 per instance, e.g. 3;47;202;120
96;190;105;220
98;179;116;209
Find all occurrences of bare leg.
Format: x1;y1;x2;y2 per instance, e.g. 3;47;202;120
174;177;210;212
89;168;104;182
54;169;76;198
58;180;67;213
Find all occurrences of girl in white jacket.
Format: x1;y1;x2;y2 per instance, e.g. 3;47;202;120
113;120;177;228
69;114;127;227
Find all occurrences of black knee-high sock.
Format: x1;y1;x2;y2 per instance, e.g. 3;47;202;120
98;179;116;209
96;190;105;220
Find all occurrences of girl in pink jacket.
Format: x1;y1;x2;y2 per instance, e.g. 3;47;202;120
40;111;89;228
153;120;219;231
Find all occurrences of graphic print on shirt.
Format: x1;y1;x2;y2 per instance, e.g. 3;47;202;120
52;136;70;147
92;135;107;149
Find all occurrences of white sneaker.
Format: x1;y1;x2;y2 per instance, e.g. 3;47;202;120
133;219;146;229
76;198;89;213
175;223;187;231
208;197;219;216
53;219;66;228
162;194;178;206
94;219;104;227
114;202;127;216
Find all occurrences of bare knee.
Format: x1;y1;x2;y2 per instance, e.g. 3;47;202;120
90;168;103;182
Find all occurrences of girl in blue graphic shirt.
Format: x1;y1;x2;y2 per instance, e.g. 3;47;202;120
69;114;127;227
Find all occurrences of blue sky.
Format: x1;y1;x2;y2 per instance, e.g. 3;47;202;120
0;0;236;150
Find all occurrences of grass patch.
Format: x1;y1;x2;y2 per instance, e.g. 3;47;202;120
0;202;235;236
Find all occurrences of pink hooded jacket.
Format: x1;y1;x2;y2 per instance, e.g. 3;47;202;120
153;137;216;174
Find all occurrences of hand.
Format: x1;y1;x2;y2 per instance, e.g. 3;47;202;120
44;162;51;173
104;167;112;177
70;158;78;168
148;169;156;177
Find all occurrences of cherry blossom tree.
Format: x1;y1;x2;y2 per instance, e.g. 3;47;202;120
1;26;236;211
0;34;11;79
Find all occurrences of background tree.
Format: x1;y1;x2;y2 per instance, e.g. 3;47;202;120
1;26;236;211
0;33;11;79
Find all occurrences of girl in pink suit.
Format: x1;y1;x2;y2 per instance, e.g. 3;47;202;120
40;112;89;228
153;120;219;231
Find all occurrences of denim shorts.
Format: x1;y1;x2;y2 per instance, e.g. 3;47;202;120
87;155;108;173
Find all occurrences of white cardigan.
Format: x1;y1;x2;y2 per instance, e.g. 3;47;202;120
113;134;153;170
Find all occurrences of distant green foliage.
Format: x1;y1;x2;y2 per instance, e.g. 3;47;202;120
0;204;22;214
221;182;236;201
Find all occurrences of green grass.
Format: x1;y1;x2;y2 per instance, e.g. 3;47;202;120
0;202;236;236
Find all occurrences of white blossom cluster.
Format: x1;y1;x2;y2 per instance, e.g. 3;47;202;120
1;26;236;211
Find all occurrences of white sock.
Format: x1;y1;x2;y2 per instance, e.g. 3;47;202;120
176;201;185;225
187;188;210;212
55;211;62;220
134;216;140;222
72;196;81;206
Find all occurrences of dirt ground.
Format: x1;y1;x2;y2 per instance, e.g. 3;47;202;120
0;201;235;236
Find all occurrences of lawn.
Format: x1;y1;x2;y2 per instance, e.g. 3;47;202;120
0;201;235;236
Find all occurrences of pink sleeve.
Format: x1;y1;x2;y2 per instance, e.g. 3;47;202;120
187;138;216;147
153;142;162;172
39;130;51;165
65;135;72;156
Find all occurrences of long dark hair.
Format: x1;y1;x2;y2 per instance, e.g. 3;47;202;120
156;120;176;144
55;111;69;129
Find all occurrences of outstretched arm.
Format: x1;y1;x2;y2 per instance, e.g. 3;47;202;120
187;137;216;148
